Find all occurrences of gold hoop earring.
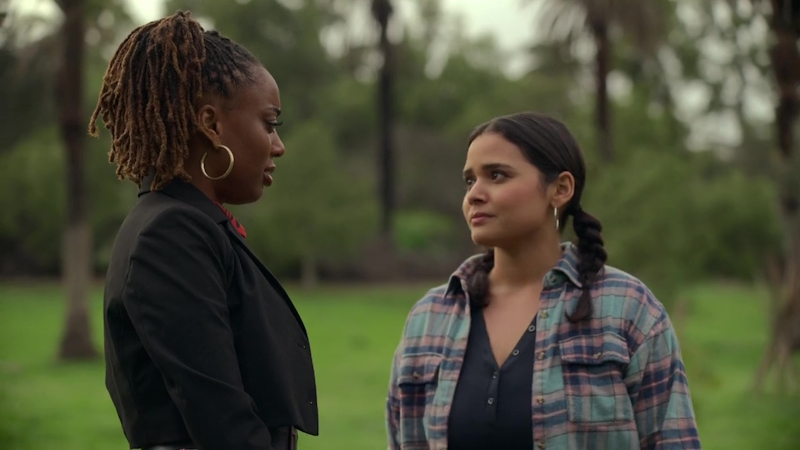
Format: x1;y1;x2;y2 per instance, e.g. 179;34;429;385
554;207;559;230
201;144;234;181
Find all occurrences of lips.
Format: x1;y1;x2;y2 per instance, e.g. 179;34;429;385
469;212;493;225
263;166;276;186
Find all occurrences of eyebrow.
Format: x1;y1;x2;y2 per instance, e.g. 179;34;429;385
462;163;514;177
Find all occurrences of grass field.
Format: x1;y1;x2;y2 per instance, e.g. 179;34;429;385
0;281;798;449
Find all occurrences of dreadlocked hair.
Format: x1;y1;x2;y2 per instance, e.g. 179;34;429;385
88;10;261;190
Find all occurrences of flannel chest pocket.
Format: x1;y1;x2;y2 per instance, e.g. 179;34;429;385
559;331;634;426
395;352;443;445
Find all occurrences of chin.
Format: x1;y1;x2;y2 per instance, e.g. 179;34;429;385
470;229;502;248
225;187;264;205
245;188;265;204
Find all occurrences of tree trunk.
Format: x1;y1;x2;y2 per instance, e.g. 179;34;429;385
754;0;800;393
300;249;318;291
372;0;396;243
56;0;98;361
591;19;613;162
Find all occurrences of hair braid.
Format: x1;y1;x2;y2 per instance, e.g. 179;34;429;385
466;249;495;309
89;11;260;191
567;207;607;322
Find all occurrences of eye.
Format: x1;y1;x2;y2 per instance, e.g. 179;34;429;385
463;176;475;189
264;119;283;133
491;170;506;180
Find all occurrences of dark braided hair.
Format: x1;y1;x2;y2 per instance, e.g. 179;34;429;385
465;112;607;323
88;11;261;191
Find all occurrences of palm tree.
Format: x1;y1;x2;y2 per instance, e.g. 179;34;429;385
371;0;396;241
55;0;97;360
529;0;666;162
753;0;800;393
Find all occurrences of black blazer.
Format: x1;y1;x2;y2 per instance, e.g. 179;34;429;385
103;176;318;450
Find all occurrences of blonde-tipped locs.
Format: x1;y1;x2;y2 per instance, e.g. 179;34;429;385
88;11;259;191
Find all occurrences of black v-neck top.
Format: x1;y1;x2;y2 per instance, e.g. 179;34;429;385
447;308;537;449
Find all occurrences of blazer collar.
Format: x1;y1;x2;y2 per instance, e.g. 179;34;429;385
138;172;304;333
138;172;228;226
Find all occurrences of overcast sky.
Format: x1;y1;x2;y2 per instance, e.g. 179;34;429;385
8;0;762;148
9;0;539;75
127;0;538;75
125;0;537;49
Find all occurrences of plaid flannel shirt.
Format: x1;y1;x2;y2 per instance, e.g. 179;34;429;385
386;243;700;450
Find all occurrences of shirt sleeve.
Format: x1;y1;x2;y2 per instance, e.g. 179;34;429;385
625;312;702;450
386;343;402;450
125;207;274;449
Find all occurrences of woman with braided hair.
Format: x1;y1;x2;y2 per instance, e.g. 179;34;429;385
386;112;700;450
94;11;317;450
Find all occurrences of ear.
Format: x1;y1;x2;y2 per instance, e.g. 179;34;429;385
551;171;575;210
196;103;224;147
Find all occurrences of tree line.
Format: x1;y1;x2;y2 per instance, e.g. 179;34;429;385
0;0;797;387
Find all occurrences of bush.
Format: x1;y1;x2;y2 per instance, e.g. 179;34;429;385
582;148;781;306
394;209;455;254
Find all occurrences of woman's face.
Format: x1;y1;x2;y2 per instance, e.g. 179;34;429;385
462;132;572;249
198;65;285;205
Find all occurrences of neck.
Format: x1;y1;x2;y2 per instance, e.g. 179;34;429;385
184;146;221;204
189;175;221;204
489;232;563;289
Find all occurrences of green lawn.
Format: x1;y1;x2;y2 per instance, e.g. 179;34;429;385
0;282;798;449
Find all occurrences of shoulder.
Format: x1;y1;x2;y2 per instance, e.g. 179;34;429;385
393;280;467;355
138;193;222;234
403;284;456;332
400;252;486;335
592;264;670;338
126;193;231;257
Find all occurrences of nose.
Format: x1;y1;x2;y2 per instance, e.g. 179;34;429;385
465;180;487;206
271;130;286;157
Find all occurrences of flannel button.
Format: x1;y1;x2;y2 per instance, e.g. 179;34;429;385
412;372;420;379
537;351;546;360
537;441;546;450
594;352;603;359
540;311;549;319
536;396;545;405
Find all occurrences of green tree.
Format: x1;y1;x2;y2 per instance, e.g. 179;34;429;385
529;0;668;161
0;12;57;153
240;121;377;289
753;0;800;393
0;0;134;278
165;0;343;121
56;0;98;360
371;0;397;243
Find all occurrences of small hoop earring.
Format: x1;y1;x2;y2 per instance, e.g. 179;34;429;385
201;144;234;181
554;207;559;230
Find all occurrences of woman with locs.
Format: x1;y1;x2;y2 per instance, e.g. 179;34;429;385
92;11;318;450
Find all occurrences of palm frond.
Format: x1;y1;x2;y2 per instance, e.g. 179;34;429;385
530;0;670;52
536;0;587;42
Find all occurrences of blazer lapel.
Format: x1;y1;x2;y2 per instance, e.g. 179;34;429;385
145;174;309;336
222;221;309;336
